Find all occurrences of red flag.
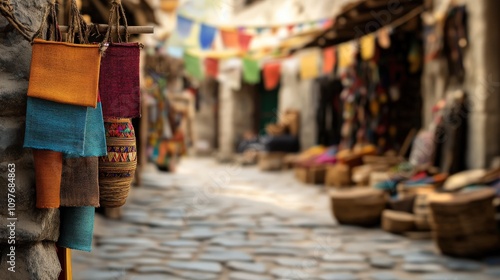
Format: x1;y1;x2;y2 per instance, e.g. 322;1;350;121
238;31;253;52
323;47;336;74
220;28;239;49
263;62;281;90
323;19;334;29
204;58;219;78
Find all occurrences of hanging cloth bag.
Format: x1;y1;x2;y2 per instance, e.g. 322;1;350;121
99;0;142;118
27;0;101;108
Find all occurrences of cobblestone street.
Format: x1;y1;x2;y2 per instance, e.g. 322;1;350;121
73;158;500;280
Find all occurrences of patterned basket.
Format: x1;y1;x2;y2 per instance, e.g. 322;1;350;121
99;118;137;208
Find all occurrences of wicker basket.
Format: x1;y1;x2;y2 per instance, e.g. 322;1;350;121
99;118;137;208
382;210;416;234
429;189;500;257
330;188;388;226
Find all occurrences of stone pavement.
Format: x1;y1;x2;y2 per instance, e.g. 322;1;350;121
73;158;500;280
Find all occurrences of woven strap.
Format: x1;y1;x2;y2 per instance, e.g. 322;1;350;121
0;0;31;41
66;0;89;44
33;1;61;42
101;0;129;49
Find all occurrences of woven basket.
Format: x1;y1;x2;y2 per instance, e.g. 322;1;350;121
99;118;137;208
429;189;500;257
330;188;388;226
382;210;416;234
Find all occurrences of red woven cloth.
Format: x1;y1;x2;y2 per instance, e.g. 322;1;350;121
99;43;141;118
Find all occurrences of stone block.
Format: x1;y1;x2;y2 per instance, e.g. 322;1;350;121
0;117;26;161
0;242;61;280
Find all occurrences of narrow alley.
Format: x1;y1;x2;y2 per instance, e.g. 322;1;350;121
73;159;500;280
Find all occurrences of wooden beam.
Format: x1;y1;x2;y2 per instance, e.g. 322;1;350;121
59;25;154;34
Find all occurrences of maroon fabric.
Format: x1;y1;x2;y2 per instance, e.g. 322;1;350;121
99;43;141;118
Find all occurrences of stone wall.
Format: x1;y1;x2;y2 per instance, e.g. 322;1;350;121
0;0;61;279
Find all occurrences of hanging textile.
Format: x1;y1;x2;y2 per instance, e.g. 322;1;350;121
184;52;204;80
220;28;239;49
377;27;392;49
323;47;336;74
204;58;219;78
263;62;281;91
33;149;63;209
242;58;261;84
58;207;95;252
60;157;99;207
199;23;217;50
65;102;107;158
176;15;194;38
24;98;87;154
299;50;320;80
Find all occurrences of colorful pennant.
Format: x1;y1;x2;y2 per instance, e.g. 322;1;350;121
360;34;376;61
199;24;217;50
263;62;281;90
184;52;204;80
238;31;253;52
221;28;240;49
300;50;320;80
204;58;219;78
242;58;260;84
322;47;336;74
176;15;194;39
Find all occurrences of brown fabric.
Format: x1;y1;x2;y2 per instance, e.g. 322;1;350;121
33;150;63;209
60;157;99;207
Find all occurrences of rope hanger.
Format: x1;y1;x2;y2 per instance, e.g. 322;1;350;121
0;0;153;42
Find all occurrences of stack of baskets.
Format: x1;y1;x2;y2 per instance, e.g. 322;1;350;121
330;188;388;226
429;189;500;257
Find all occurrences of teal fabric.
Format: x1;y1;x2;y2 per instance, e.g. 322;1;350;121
24;97;87;154
58;207;95;252
66;103;107;158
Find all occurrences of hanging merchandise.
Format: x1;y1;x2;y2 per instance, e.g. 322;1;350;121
99;118;137;208
242;57;261;84
204;57;219;78
176;14;194;38
33;149;63;209
60;157;99;207
360;34;376;61
263;61;281;90
184;51;204;80
299;50;320;80
99;0;142;119
220;27;239;49
199;23;217;50
323;47;336;75
58;207;95;252
27;2;100;108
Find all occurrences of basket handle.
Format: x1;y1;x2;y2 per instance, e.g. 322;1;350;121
102;0;129;46
32;0;61;42
66;0;89;44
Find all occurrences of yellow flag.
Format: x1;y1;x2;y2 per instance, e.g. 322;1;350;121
338;42;356;68
300;50;320;80
360;34;376;61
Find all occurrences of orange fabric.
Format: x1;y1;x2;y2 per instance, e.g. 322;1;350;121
220;28;239;49
323;47;336;74
28;39;101;108
33;150;63;209
263;62;281;91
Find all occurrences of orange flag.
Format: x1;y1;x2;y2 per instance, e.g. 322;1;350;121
263;62;281;90
323;47;336;74
220;28;239;49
